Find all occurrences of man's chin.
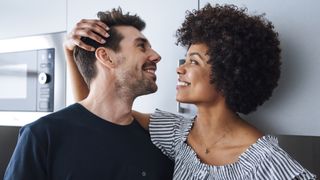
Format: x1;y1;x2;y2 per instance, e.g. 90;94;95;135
136;85;158;97
147;81;158;93
147;85;158;94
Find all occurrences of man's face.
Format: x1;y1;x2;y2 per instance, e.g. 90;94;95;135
112;26;161;98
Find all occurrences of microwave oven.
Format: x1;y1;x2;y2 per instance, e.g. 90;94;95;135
0;32;66;126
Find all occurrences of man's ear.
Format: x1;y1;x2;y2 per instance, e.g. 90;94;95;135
95;47;115;69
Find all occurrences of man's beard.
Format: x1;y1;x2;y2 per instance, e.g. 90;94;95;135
115;70;157;100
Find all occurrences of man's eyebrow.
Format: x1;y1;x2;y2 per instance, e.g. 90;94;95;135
134;37;150;46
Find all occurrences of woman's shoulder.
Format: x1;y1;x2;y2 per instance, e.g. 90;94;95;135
151;109;195;126
240;135;316;179
151;109;185;120
150;109;195;136
241;135;290;163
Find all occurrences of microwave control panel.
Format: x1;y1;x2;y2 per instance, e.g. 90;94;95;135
37;48;54;112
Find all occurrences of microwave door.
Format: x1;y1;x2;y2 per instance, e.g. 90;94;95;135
0;50;37;111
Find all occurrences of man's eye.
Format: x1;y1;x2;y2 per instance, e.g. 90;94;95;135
138;43;145;48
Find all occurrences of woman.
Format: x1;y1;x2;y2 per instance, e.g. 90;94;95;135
64;4;316;179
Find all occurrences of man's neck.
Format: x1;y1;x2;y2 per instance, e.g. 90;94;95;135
79;87;134;126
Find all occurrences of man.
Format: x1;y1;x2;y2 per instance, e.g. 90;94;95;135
4;8;173;180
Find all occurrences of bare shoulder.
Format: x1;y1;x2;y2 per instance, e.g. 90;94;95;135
234;120;264;147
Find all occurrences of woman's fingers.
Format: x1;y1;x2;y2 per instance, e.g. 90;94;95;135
65;19;110;51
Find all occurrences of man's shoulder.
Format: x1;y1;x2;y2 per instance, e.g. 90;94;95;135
24;103;82;131
44;103;82;120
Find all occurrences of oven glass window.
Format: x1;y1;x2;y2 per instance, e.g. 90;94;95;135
0;64;27;99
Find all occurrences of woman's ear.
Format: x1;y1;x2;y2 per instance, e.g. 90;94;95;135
95;47;115;69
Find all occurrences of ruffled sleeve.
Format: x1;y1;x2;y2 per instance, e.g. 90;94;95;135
254;136;317;179
149;109;185;160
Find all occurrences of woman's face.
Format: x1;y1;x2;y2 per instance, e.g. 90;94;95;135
176;43;220;105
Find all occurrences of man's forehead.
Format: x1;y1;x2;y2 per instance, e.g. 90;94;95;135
115;26;148;43
134;37;150;45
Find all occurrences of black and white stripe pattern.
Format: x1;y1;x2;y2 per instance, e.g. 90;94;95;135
149;109;316;180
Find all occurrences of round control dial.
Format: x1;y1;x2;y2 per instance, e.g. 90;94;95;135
38;72;50;84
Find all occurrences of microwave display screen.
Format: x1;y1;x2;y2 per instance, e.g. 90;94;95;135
0;64;27;99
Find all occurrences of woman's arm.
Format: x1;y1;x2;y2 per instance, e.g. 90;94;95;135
63;19;109;101
64;47;89;101
132;111;151;130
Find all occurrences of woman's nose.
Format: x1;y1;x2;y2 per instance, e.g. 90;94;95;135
176;65;186;75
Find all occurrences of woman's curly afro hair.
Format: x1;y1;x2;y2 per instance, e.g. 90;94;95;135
176;4;281;114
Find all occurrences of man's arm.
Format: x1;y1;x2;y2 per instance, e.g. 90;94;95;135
4;126;47;180
63;19;109;101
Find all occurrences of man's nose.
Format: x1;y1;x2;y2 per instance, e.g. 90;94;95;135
148;49;161;63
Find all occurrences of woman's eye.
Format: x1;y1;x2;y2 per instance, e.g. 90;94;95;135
190;59;198;65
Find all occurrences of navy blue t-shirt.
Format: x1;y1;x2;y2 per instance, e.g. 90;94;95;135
4;103;173;180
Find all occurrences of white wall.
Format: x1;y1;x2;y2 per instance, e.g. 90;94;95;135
200;0;320;136
0;0;66;39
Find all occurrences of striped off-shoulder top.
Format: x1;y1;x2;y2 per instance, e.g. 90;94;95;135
149;109;316;180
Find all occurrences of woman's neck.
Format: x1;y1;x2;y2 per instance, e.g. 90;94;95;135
194;104;240;134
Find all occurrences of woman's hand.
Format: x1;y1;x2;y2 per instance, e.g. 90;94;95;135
64;19;110;52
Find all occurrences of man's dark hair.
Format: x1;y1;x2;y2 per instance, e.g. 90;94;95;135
176;4;281;114
74;7;146;87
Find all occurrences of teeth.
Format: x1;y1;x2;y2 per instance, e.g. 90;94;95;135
178;81;190;86
146;69;155;74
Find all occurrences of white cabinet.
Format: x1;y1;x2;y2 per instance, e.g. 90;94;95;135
0;0;66;39
67;0;198;112
200;0;320;136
